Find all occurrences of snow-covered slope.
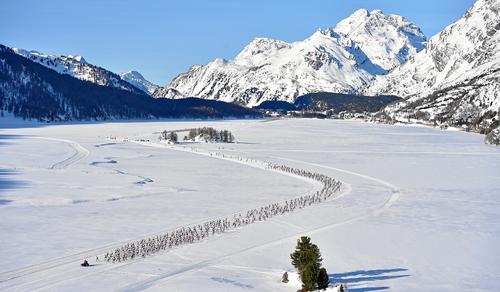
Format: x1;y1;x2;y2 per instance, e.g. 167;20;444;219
12;48;143;94
152;86;185;99
0;45;259;121
158;10;426;107
335;9;426;71
119;70;159;95
364;0;500;132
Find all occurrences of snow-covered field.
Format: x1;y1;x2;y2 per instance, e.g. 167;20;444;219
0;118;499;291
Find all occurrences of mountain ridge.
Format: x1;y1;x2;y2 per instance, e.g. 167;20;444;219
363;0;499;135
156;9;426;107
0;45;260;121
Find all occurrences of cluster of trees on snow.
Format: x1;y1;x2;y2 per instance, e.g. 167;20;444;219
157;127;235;144
159;130;178;143
185;127;235;143
104;152;342;263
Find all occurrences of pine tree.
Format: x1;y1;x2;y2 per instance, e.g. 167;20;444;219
301;265;319;291
188;129;197;140
317;268;329;290
290;236;323;291
160;130;168;141
166;131;178;143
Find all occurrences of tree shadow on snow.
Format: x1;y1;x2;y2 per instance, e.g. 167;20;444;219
329;268;409;292
0;134;28;200
210;277;254;289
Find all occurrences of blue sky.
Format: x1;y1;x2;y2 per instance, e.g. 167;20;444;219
1;0;475;85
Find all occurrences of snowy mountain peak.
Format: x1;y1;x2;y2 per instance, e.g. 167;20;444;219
363;0;500;132
12;47;143;94
159;8;426;106
68;55;87;64
152;86;185;99
120;70;159;95
335;8;426;70
235;38;291;62
121;70;145;80
350;8;370;18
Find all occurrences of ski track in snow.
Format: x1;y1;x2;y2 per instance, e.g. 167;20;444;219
120;181;398;292
239;149;500;156
0;139;323;290
116;144;401;291
0;138;401;292
26;137;90;169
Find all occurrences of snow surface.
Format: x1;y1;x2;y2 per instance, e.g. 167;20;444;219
1;118;499;291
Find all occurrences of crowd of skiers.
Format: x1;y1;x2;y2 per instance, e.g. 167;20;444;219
104;151;342;263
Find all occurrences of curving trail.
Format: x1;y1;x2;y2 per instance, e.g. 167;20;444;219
0;140;327;291
27;137;90;169
117;143;402;291
0;138;401;292
268;155;401;210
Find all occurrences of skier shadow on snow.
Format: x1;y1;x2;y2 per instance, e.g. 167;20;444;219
329;268;409;292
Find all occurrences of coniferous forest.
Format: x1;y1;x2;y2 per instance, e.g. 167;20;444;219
0;45;260;121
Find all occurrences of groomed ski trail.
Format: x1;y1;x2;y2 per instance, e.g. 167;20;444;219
26;137;90;169
0;140;330;291
117;149;401;292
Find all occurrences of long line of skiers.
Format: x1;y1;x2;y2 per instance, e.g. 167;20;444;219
104;151;342;263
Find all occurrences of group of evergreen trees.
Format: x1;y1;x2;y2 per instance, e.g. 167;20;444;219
159;130;178;143
157;127;235;144
185;127;235;143
0;45;260;121
290;236;329;291
104;151;342;263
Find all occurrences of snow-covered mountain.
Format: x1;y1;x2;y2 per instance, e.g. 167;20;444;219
119;70;160;95
364;0;500;133
0;44;259;121
12;48;144;94
157;9;426;107
335;9;426;71
152;86;185;99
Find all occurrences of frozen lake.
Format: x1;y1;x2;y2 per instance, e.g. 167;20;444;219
0;118;499;291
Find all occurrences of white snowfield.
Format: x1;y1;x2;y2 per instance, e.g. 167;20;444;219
0;118;499;291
